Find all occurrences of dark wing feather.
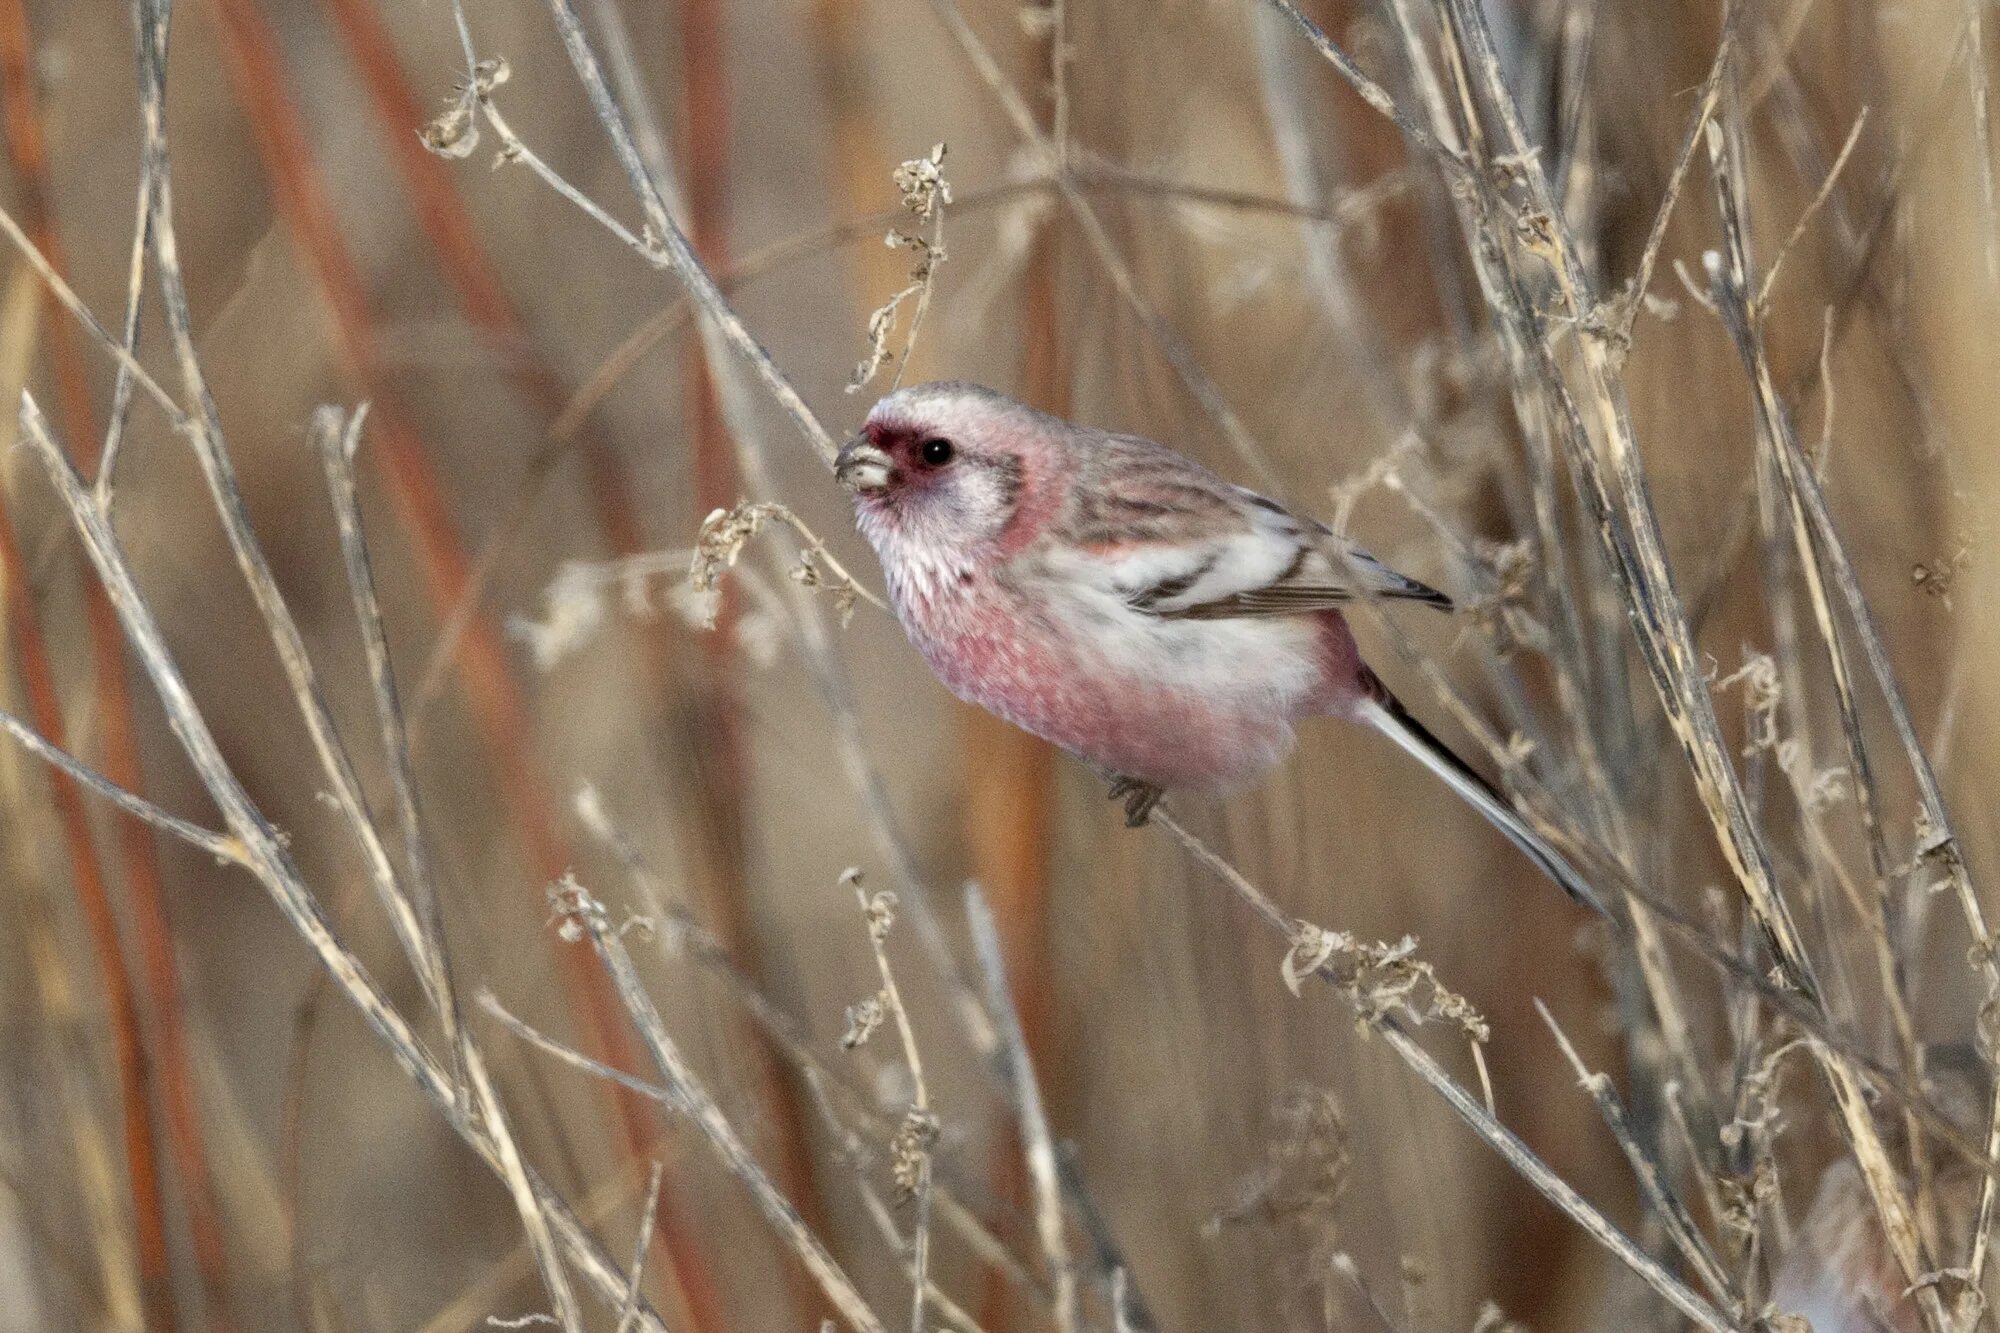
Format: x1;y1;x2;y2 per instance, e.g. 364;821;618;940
1158;531;1454;620
1167;579;1452;619
1053;432;1455;618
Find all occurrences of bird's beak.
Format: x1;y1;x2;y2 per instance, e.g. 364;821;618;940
835;437;893;493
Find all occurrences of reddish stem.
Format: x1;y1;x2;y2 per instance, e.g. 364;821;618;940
0;507;176;1329
0;1;235;1325
199;0;726;1324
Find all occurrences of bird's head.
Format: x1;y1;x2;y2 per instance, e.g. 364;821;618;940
838;382;1056;562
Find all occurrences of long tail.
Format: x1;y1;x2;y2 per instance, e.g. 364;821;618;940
1355;686;1612;920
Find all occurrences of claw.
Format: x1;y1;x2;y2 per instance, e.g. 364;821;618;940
1107;777;1163;827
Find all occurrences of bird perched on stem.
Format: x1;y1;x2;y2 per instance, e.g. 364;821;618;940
837;381;1605;916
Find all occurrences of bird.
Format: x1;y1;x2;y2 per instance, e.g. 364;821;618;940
835;380;1605;915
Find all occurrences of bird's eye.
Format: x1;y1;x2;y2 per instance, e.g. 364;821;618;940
919;437;955;466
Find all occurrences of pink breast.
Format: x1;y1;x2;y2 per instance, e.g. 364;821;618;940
903;583;1309;791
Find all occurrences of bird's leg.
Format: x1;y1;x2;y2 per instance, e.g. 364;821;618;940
1106;776;1164;827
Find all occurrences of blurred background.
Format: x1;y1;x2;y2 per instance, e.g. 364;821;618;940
1;0;1997;1328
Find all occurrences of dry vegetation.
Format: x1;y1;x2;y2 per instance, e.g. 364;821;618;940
1;0;1998;1329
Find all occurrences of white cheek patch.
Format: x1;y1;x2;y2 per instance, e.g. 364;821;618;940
858;497;976;616
853;461;1020;610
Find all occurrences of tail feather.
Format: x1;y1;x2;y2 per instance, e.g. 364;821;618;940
1356;690;1612;920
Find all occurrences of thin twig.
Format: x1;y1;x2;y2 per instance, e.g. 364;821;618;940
13;16;678;1307
967;883;1078;1333
616;1163;666;1333
924;0;1285;490
1610;23;1734;350
572;789;1056;1314
1754;106;1870;314
1535;1001;1741;1312
311;404;464;1070
544;878;888;1333
19;386;667;1327
0;710;240;864
845;873;937;1333
1153;809;1739;1332
1258;0;1471;174
449;0;1002;1062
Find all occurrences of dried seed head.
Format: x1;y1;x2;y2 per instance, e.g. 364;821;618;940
421;102;479;160
686;502;872;629
890;1107;939;1199
1471;1301;1528;1333
842;994;887;1049
864;890;898;942
422;60;507;160
1715;652;1782;757
1282;922;1487;1044
510;560;613;671
546;872;605;944
1282;923;1339;997
892;143;951;220
848;145;951;391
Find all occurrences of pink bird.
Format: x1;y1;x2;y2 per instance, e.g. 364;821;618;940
838;381;1604;914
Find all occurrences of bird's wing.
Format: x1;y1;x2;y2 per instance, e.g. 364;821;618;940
1042;436;1452;618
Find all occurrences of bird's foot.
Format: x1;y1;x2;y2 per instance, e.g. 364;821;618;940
1107;777;1164;828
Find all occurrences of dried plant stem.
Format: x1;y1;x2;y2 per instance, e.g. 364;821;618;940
451;0;1001;1064
587;11;932;1306
320;0;676;766
1704;96;1999;1311
1350;1;1952;1323
1152;811;1739;1332
1535;1002;1741;1313
924;0;1283;491
466;1045;585;1333
525;160;1373;533
1754;106;1870;314
537;881;890;1333
313;403;583;1325
0;0;234;1318
0;450;176;1332
645;15;827;1299
488;0;835;461
0;8;686;1315
486;979;1016;1333
191;5;723;1315
1705;90;1939;1224
967;885;1078;1333
362;0;844;1290
12;389;674;1332
1614;29;1729;348
412;1164;658;1333
1407;2;1749;1179
179;0;480;1014
311;405;465;1078
574;790;1058;1313
414;180;1038;709
1260;0;1469;173
92;153;155;509
849;876;937;1333
616;1162;666;1333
